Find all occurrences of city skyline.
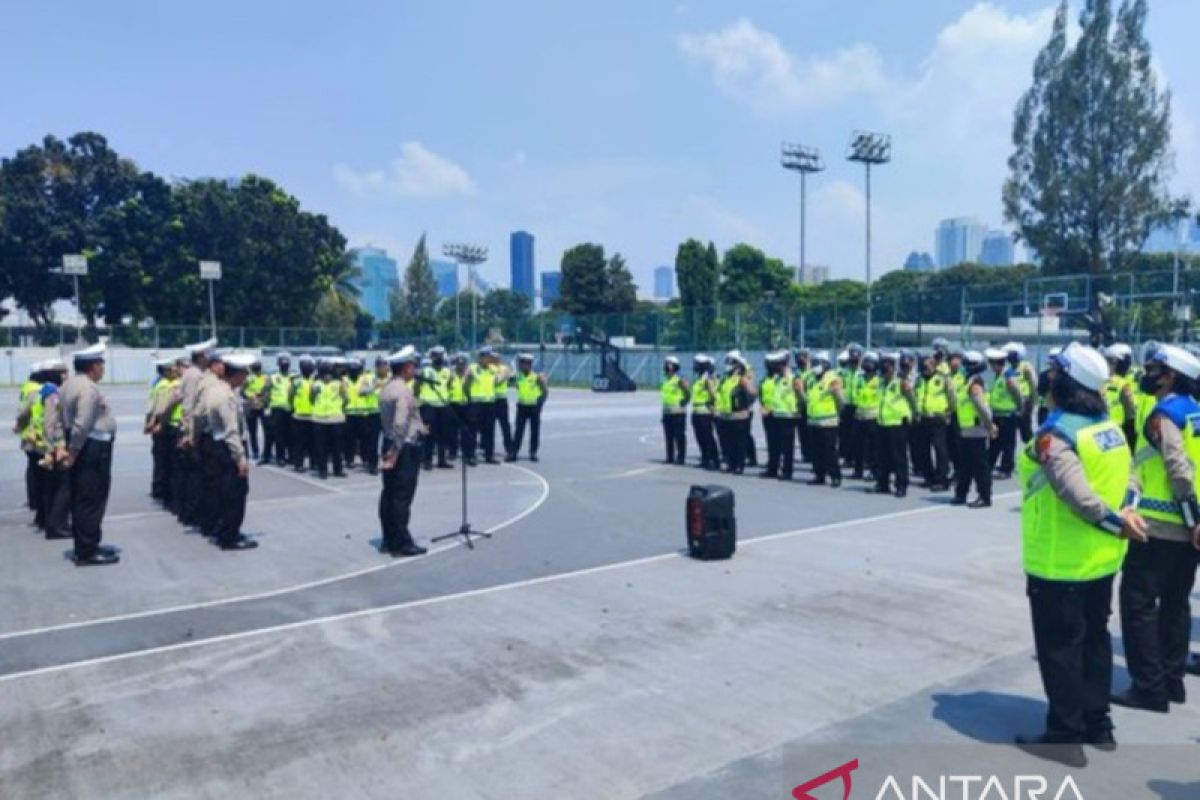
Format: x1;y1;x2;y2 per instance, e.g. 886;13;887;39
13;3;1195;292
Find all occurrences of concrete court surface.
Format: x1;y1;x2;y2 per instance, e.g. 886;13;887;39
0;385;1197;799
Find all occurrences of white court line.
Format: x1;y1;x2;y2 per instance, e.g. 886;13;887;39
0;464;550;645
0;489;1019;683
602;464;668;480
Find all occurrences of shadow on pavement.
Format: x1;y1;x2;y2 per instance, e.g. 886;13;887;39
931;691;1044;743
1148;780;1200;799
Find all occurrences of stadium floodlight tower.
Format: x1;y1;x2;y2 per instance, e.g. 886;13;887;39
780;143;825;285
847;131;891;349
442;243;488;348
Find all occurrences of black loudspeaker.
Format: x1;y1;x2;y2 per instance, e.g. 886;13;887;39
686;485;736;560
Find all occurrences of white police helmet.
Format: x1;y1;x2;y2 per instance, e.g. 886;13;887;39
1050;342;1109;392
1149;344;1200;381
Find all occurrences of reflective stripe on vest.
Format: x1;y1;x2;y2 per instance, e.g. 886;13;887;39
1020;412;1130;581
806;372;838;421
1134;395;1200;526
690;376;713;414
517;372;543;406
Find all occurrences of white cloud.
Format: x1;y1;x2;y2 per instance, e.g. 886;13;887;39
334;141;477;198
685;194;762;243
677;18;889;113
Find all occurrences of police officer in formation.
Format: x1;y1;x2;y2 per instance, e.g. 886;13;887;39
14;358;70;539
260;351;292;465
949;350;995;508
688;355;720;470
418;346;454;469
59;344;119;565
511;353;548;462
660;356;689;464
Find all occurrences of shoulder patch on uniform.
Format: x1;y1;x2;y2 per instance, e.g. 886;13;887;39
1035;433;1055;463
1187;413;1200;437
1147;414;1163;444
1091;427;1125;452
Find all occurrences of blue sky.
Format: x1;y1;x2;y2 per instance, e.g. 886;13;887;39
3;1;1198;296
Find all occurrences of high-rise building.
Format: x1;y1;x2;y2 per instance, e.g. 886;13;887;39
540;271;562;309
903;252;936;272
653;266;674;300
349;246;399;321
430;259;459;298
510;231;535;304
935;217;988;269
797;265;829;285
979;230;1015;267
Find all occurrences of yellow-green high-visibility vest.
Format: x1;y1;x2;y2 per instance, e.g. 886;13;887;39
292;377;314;418
1134;396;1200;526
879;378;911;428
771;374;798;417
854;374;880;419
269;374;292;411
990;372;1018;415
312;380;344;420
661;374;686;413
919;373;949;416
1020;412;1130;581
956;376;987;428
18;380;39;441
759;375;777;411
449;372;468;405
470;364;496;401
517;372;543;406
806;371;838;422
28;386;47;451
357;375;380;413
715;376;736;417
690;376;713;415
1104;375;1130;427
246;373;266;399
419;366;450;406
166;378;184;426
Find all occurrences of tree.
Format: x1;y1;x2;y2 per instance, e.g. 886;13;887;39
1004;0;1183;274
674;238;718;308
393;233;437;334
556;243;608;314
718;243;790;304
481;288;531;340
603;252;637;312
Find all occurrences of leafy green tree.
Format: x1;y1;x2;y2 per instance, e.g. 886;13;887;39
482;288;532;340
556;243;608;314
1004;0;1183;274
603;252;637;312
674;238;718;308
718;243;790;304
392;233;438;335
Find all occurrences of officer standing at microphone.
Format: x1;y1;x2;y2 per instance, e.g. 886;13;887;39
378;346;428;557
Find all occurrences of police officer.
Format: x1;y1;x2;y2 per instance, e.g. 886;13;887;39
260;352;292;466
145;357;178;506
471;347;499;464
290;354;316;472
512;353;548;462
759;353;779;474
764;350;798;481
205;353;258;550
874;352;913;497
987;347;1022;479
716;351;755;474
915;352;954;492
492;352;516;460
310;358;348;479
946;346;966;481
1015;342;1146;767
794;348;813;464
36;360;71;540
1112;344;1200;713
689;355;720;471
805;351;844;487
1006;342;1038;444
839;344;863;467
378;346;428;557
354;357;385;474
243;358;267;461
450;352;476;466
661;356;689;465
170;339;214;527
1103;344;1137;449
15;364;42;512
194;350;228;537
60;344;119;566
418;346;453;470
342;358;366;469
949;350;996;508
851;351;881;481
1036;346;1062;426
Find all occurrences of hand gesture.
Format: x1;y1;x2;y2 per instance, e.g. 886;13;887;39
1120;508;1149;543
237;460;250;478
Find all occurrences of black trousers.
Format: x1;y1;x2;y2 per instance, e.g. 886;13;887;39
198;435;223;535
797;412;812;463
213;446;248;544
25;451;41;511
312;422;344;477
69;440;113;557
343;415;362;465
989;414;1017;475
1018;408;1035;443
181;442;206;527
838;407;857;463
762;414;778;473
768;417;796;479
920;417;949;485
1119;538;1199;699
947;419;961;475
473;401;496;460
662;413;687;464
513;403;542;457
1028;574;1116;740
291;417;313;470
716;418;745;473
743;416;758;467
853;418;877;477
691;413;719;469
358;413;381;470
379;443;422;550
264;408;290;463
245;409;263;459
169;434;188;518
954;436;991;502
494;398;514;456
875;423;909;491
421;406;448;467
809;425;841;482
151;430;172;501
41;466;71;537
455;404;477;462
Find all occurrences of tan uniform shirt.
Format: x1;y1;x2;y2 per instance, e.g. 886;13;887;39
379;376;422;447
179;364;205;437
206;380;247;464
193;371;220;436
959;377;994;439
42;390;66;450
1039;435;1137;526
60;374;116;456
1141;415;1195;543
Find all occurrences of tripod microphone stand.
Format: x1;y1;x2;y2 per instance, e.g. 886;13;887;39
426;371;492;550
